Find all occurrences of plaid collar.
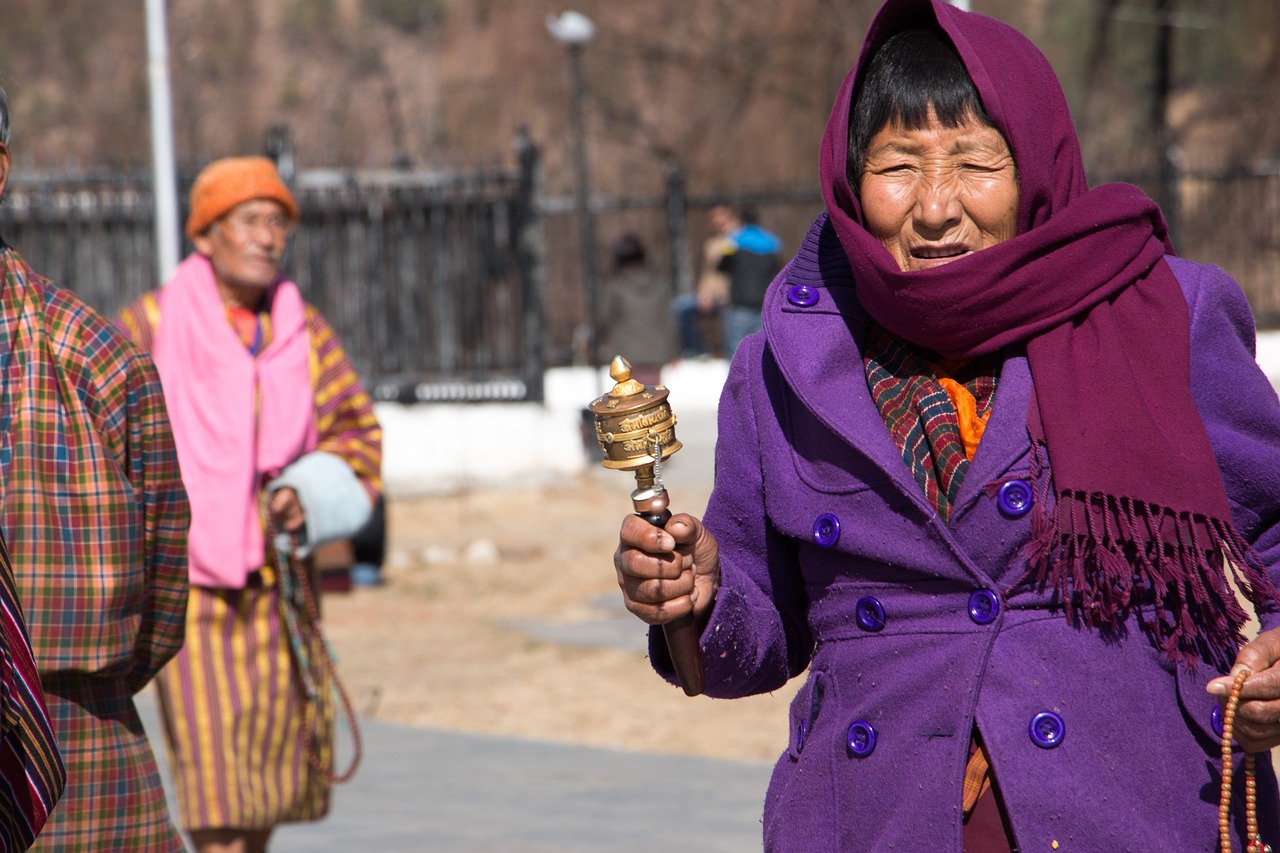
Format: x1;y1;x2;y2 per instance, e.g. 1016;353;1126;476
863;322;999;522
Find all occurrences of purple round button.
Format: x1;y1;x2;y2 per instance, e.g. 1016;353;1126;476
1029;711;1065;749
997;479;1034;518
787;284;820;307
1211;705;1226;740
796;718;808;753
847;720;877;758
855;596;886;632
968;589;1000;625
813;513;841;548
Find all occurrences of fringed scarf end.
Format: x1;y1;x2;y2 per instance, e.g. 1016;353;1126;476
1016;484;1277;671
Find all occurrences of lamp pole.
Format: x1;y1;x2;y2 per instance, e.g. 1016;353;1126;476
547;11;600;370
145;0;180;282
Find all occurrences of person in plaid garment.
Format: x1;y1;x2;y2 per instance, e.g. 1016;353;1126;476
0;87;191;850
117;156;382;853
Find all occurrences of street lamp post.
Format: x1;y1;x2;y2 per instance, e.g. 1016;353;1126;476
546;11;601;370
145;0;180;283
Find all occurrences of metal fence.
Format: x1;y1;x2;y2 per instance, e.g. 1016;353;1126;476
0;177;160;314
287;166;539;403
2;152;1278;406
1091;165;1280;326
1177;168;1280;325
539;172;826;367
0;153;546;403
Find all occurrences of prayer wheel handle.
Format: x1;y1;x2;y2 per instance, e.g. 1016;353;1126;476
588;357;706;697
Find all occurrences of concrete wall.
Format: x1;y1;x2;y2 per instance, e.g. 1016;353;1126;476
380;330;1280;497
1258;328;1280;389
377;358;731;497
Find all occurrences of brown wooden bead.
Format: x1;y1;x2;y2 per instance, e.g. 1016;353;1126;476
1219;670;1260;853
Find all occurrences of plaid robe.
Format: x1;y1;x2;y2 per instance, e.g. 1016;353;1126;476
117;286;381;831
0;243;191;850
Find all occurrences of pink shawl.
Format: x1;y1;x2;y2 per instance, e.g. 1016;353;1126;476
153;253;317;588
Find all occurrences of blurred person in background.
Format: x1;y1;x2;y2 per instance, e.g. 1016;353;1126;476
0;84;185;850
348;495;387;588
117;155;382;853
599;232;678;386
612;0;1280;848
672;204;735;359
714;206;783;357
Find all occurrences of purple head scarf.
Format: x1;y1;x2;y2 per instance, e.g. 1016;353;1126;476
819;0;1277;666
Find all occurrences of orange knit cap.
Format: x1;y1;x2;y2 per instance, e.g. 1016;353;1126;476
184;155;299;239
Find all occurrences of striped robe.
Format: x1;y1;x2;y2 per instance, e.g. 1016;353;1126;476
117;286;382;832
0;533;65;849
0;242;191;851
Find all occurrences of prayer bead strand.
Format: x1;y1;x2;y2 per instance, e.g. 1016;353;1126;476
1219;669;1269;853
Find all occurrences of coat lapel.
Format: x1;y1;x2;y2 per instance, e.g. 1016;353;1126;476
764;218;934;515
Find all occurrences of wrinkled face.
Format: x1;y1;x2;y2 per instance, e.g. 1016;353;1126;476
193;198;292;291
859;107;1018;272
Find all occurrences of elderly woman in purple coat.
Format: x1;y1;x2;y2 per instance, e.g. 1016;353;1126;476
614;0;1280;850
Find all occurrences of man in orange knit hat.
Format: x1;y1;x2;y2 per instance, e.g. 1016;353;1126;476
118;156;382;853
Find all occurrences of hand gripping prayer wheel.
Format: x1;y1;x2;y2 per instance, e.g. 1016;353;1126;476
589;356;705;696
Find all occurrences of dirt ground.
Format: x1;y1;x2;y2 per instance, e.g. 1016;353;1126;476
318;474;800;764
315;470;1280;778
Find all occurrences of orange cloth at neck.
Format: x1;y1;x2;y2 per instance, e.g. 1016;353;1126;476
226;305;259;349
938;376;987;462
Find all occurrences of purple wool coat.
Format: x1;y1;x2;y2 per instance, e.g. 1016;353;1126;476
651;215;1280;851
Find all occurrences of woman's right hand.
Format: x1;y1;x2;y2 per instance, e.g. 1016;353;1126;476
614;513;720;627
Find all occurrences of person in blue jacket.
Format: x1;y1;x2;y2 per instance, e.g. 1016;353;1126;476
716;206;783;356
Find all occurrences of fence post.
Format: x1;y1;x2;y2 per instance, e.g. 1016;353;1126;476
1152;0;1180;249
265;123;296;183
515;127;546;402
665;159;692;302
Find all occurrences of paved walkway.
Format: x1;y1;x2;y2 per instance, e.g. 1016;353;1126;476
137;692;771;852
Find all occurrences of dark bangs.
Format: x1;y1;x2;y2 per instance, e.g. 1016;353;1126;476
847;29;995;191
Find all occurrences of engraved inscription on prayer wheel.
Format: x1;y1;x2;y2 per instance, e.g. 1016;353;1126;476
587;356;682;473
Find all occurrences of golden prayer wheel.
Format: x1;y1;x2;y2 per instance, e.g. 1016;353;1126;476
588;356;683;481
588;356;704;696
